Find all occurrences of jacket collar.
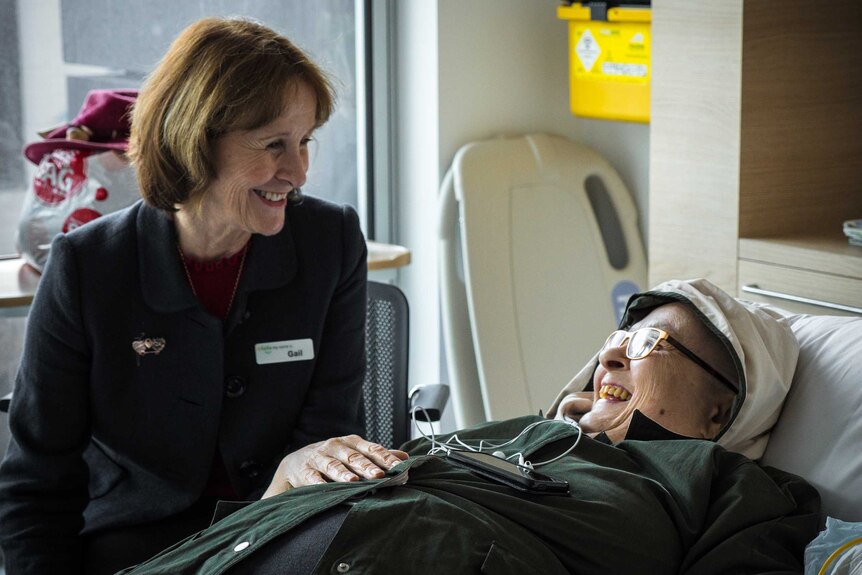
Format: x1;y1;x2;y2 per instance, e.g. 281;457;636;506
137;201;297;314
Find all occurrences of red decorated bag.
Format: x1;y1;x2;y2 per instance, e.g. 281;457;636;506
17;149;139;270
16;89;139;271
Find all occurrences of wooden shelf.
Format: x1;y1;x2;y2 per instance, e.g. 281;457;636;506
739;233;862;280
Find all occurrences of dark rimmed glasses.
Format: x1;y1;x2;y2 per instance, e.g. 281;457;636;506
602;327;738;394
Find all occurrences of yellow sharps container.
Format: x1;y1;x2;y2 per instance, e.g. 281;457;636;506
557;2;651;123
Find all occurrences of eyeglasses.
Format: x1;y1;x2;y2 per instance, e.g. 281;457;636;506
602;327;738;394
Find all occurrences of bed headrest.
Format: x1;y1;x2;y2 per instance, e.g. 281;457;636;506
759;311;862;522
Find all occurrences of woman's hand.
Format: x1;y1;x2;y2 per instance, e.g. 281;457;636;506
555;392;594;423
262;435;409;499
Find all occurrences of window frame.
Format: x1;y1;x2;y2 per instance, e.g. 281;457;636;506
357;0;396;243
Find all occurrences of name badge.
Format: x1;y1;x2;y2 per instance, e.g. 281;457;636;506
255;338;315;365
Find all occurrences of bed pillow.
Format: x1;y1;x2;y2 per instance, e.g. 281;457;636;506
760;313;862;522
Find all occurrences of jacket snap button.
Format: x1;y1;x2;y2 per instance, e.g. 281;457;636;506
336;562;350;573
239;460;262;479
225;375;246;398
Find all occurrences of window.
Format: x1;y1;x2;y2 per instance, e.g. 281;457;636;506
0;0;379;255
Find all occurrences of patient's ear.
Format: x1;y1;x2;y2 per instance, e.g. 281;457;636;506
706;400;733;439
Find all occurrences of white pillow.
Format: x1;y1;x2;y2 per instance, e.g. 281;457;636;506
760;313;862;522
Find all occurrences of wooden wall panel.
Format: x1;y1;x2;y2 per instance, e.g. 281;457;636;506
648;0;743;292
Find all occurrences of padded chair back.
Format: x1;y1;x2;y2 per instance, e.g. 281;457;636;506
363;281;410;449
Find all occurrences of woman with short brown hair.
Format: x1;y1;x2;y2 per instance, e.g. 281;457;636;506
130;17;335;212
0;17;403;575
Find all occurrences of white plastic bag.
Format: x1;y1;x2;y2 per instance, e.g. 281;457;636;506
805;517;862;575
16;149;139;271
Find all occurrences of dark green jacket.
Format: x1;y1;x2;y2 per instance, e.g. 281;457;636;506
123;416;820;574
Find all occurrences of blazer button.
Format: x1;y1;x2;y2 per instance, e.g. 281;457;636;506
225;375;246;398
239;459;262;480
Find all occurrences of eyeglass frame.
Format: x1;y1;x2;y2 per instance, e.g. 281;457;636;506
602;327;738;394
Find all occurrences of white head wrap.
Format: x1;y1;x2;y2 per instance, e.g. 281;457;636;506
547;278;799;460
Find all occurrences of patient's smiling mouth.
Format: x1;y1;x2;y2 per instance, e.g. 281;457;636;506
599;384;631;401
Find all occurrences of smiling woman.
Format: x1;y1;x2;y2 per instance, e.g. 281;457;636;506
194;81;318;247
125;19;336;273
550;279;801;463
0;17;401;575
565;302;738;443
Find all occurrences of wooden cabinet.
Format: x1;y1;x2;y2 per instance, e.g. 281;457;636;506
649;0;862;315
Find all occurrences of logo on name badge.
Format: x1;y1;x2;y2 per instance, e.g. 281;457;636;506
255;338;315;365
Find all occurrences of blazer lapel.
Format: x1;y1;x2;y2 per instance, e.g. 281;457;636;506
224;218;298;334
242;222;297;292
137;202;198;314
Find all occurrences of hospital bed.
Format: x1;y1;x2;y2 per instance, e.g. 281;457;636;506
438;133;860;526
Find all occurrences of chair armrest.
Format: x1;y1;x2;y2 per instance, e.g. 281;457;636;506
409;384;450;423
1;392;12;414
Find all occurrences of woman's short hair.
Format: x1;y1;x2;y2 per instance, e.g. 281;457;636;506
128;17;335;211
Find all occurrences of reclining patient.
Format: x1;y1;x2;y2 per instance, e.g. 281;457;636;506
122;279;821;574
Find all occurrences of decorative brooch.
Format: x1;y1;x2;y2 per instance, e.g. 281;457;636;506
132;334;165;365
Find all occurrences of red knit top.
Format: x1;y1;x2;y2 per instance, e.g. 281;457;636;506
181;244;248;321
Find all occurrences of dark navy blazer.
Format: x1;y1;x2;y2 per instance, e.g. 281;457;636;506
0;197;367;572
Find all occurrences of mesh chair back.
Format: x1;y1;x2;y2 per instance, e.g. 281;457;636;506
363;281;409;449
